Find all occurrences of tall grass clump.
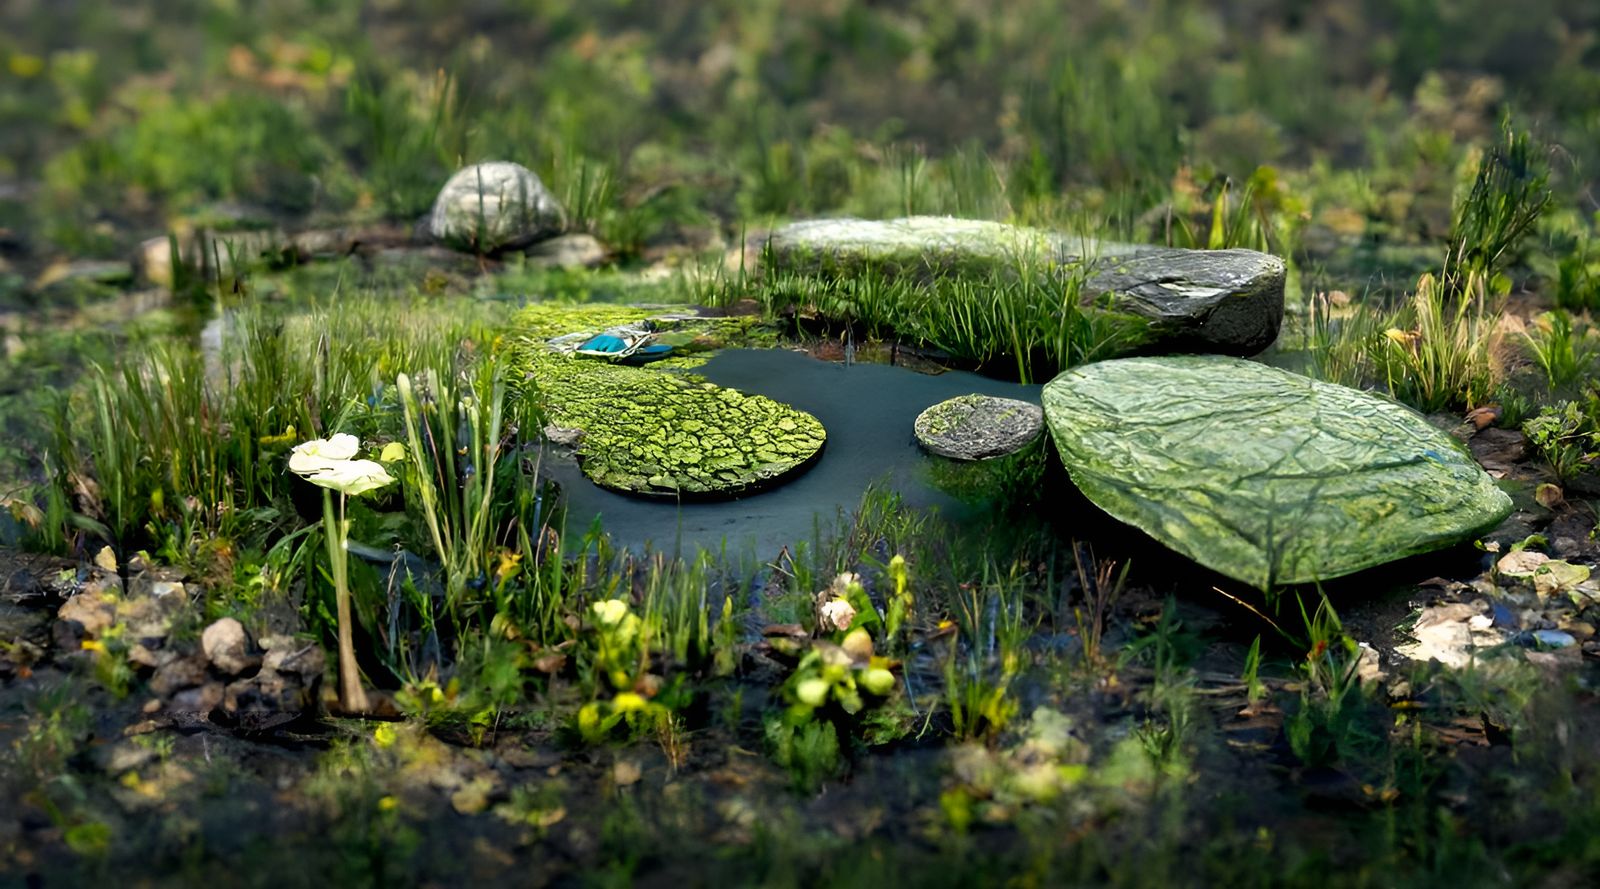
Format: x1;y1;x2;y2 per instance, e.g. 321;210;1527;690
344;70;470;219
45;295;507;556
752;250;1149;383
1308;273;1505;412
394;352;546;642
1377;273;1506;412
1442;122;1552;291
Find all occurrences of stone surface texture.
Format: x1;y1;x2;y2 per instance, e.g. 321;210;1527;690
914;394;1044;461
1041;355;1513;588
428;161;565;253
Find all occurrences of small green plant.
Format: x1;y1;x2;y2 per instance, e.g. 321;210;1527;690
1555;219;1600;312
1241;635;1267;710
942;564;1032;742
1377;272;1505;411
1523;399;1600;482
1283;593;1380;769
883;554;913;654
574;599;680;745
1522;310;1600;394
1071;543;1128;668
765;631;899;792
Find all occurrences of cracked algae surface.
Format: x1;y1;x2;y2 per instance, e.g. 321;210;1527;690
508;304;825;498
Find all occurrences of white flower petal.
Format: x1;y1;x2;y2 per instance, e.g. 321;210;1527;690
303;459;396;496
291;433;361;464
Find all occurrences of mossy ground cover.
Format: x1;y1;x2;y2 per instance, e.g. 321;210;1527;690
507;304;824;497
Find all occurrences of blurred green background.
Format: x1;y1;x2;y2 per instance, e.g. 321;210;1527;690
0;0;1596;275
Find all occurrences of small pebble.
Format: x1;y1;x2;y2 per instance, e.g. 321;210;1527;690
1530;630;1576;649
1491;603;1520;628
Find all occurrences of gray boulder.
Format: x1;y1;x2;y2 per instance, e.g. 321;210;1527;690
914;395;1044;461
201;617;259;677
1041;355;1513;588
428;161;565;253
763;216;1285;355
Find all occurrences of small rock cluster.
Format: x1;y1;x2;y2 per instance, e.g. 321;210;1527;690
51;551;324;731
131;161;604;289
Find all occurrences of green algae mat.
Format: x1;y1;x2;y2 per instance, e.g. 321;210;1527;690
1041;356;1513;588
508;305;825;498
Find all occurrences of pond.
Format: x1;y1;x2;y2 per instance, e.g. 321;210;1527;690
545;347;1041;556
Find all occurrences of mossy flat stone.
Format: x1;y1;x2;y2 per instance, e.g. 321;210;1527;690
1041;355;1513;588
763;216;1285;355
508;305;824;498
914;394;1044;461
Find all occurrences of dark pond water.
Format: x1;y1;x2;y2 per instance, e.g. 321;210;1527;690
545;348;1042;558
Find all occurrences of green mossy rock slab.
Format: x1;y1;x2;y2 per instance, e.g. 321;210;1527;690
914;395;1044;461
764;216;1286;355
508;305;824;498
1041;356;1513;588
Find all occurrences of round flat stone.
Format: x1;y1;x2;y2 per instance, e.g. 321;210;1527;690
914;395;1044;461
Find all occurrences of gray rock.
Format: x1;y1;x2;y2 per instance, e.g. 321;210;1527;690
260;635;326;683
149;655;209;696
127;643;177;670
57;591;116;639
762;216;1286;355
168;681;224;720
914;395;1044;461
201;617;258;676
1041;355;1513;588
524;232;608;269
222;638;325;730
96;739;157;775
128;565;187;601
120;594;184;646
429;161;565;253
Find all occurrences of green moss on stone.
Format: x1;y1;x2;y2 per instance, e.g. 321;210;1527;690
507;304;824;498
1041;355;1514;589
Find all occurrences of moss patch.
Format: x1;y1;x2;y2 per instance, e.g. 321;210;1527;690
508;304;823;498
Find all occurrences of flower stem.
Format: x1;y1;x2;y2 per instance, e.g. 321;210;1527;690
324;487;369;713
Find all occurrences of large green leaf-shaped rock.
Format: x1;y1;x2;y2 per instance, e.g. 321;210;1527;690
1041;356;1513;588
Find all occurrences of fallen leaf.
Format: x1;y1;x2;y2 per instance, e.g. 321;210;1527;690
1465;405;1501;430
1533;560;1591;598
1497;550;1549;578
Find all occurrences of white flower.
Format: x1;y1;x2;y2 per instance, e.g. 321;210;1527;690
299;459;396;497
828;572;861;598
819;597;856;632
289;433;362;475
